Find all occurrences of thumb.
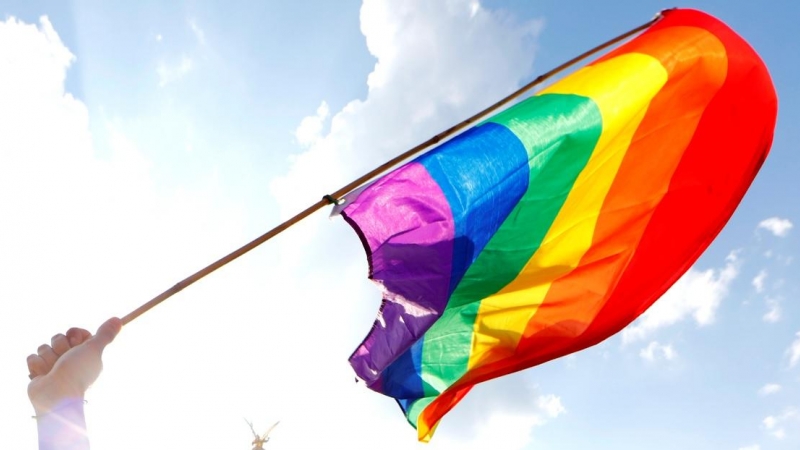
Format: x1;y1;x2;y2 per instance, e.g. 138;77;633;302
89;317;123;350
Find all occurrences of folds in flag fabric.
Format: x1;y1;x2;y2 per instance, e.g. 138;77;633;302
341;8;777;441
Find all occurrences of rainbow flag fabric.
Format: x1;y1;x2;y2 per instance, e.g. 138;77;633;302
340;8;777;441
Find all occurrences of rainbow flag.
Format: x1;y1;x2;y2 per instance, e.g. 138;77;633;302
340;8;777;441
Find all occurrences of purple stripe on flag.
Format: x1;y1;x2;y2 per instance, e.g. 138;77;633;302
343;162;454;385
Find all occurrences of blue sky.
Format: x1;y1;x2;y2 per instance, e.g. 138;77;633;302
0;1;797;449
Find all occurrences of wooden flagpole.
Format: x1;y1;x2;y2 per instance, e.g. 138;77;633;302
121;11;665;325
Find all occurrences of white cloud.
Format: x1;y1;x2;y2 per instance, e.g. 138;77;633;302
537;394;566;418
451;399;561;450
0;16;75;106
432;374;565;450
623;252;740;343
758;384;782;396
437;410;544;450
157;55;192;87
752;269;767;293
763;298;781;323
155;20;206;87
788;331;800;368
757;217;793;237
469;0;481;17
459;409;548;449
762;408;799;440
271;0;542;219
189;18;206;45
0;15;256;450
639;341;677;362
294;101;330;147
739;445;760;450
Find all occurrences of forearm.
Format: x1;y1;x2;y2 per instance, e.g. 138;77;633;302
35;398;90;450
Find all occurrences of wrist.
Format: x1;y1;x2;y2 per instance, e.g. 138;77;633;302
29;376;85;416
35;398;89;450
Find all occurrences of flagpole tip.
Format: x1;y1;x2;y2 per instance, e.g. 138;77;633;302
655;7;678;21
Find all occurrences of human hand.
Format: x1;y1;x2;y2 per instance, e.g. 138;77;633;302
27;317;122;415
